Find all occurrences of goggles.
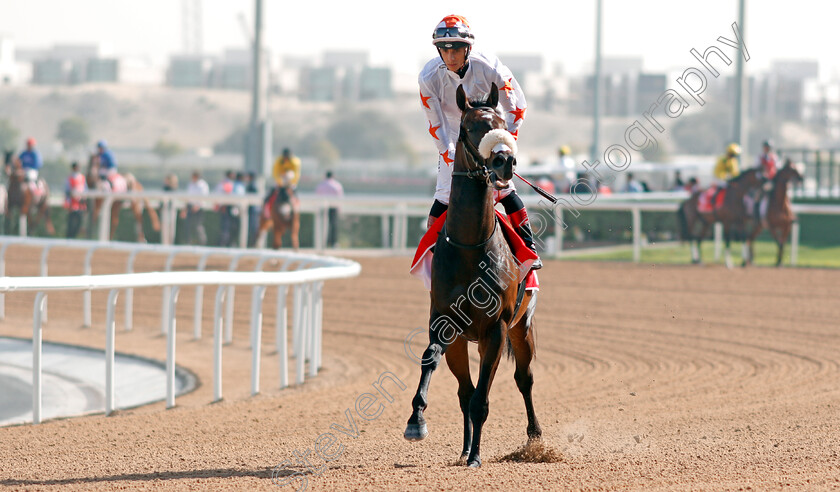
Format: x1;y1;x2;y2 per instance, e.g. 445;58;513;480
433;26;472;40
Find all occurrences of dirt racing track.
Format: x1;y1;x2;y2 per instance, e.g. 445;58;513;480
1;245;840;491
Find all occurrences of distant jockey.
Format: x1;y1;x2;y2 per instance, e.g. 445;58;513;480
18;137;43;183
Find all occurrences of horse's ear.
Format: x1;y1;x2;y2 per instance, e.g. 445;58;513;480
488;82;499;108
456;85;468;112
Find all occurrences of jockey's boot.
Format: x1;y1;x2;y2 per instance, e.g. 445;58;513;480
508;209;542;270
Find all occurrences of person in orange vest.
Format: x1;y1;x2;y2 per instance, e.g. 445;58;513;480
64;161;88;238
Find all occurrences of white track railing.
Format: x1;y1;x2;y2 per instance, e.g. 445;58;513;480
26;190;840;263
0;236;360;424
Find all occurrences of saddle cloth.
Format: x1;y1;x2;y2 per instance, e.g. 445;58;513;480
26;180;47;201
697;186;726;214
410;210;539;292
100;173;127;193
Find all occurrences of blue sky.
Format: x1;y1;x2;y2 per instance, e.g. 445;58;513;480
1;0;834;80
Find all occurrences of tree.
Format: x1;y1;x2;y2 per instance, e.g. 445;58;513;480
0;118;20;152
152;138;183;163
56;117;90;151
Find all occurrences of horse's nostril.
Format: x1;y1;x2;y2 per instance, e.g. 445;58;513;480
507;155;516;168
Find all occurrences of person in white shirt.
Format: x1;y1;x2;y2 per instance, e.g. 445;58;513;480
419;14;541;269
315;170;344;247
182;170;209;245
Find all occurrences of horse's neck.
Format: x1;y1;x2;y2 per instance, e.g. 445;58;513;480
446;161;495;245
770;178;790;210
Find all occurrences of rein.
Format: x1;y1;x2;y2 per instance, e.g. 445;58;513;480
452;118;494;185
440;221;498;249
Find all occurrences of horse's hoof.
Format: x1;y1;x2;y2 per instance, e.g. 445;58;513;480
403;423;428;442
467;457;481;468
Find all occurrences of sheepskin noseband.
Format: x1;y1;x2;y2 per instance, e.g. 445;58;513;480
477;129;517;159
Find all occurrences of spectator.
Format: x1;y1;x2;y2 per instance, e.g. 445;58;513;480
557;145;576;193
685;177;700;194
64;162;87;238
163;173;179;191
182;170;208;245
622;172;643;193
315;170;344;248
535;175;556;196
671;171;685;191
215;170;236;247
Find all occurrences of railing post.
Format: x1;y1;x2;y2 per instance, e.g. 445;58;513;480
98;195;114;241
0;242;11;320
276;285;289;389
381;212;391;249
238;203;249;248
193;252;211;340
39;245;51;322
250;285;267;396
713;222;723;261
631;207;642;263
32;292;47;425
83;245;99;328
124;250;140;331
295;284;307;385
166;286;180;409
213;286;226;402
105;289;119;416
307;283;318;377
161;251;178;335
791;221;800;266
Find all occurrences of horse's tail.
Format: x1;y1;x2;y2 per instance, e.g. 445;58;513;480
677;202;690;241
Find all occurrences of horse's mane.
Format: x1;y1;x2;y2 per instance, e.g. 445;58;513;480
728;167;757;184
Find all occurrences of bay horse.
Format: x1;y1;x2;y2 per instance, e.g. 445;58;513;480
404;84;541;467
256;184;300;250
677;167;763;268
3;150;54;236
86;154;160;242
744;159;804;267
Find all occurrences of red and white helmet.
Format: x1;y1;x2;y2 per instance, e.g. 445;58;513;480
432;15;474;47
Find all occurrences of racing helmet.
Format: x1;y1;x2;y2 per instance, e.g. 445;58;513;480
432;15;474;48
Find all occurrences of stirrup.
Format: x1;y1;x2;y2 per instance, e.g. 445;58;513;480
531;257;543;270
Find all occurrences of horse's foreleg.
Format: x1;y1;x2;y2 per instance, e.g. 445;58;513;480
291;214;300;251
508;299;542;443
110;202;121;240
131;200;146;242
466;324;504;468
404;312;451;442
444;336;474;462
723;225;734;269
41;200;55;236
776;223;791;267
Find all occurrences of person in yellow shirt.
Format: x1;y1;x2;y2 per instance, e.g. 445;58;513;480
264;148;301;218
714;143;741;184
711;142;741;206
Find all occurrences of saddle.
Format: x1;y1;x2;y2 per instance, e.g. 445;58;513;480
410;210;539;292
267;187;299;218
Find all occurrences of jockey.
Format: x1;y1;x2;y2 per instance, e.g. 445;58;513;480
264;147;301;217
714;143;741;186
419;14;541;269
96;140;118;180
17;137;43;182
756;139;779;182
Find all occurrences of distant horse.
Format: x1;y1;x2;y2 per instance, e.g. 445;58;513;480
677;168;763;268
3;150;54;236
86;154;160;242
404;84;541;467
256;185;300;250
744;159;804;267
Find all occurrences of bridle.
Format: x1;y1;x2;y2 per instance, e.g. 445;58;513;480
451;107;497;186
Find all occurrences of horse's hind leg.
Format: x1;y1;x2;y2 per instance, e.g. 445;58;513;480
404;311;451;442
466;323;504;468
508;298;542;442
444;335;475;462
